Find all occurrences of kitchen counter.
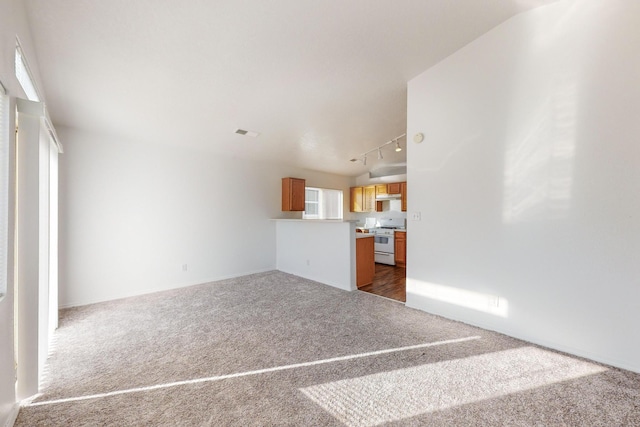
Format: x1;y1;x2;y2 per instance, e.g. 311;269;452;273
356;234;374;239
395;229;406;232
355;227;374;233
271;219;357;223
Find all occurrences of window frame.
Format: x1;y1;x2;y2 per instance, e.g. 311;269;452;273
15;38;41;102
303;187;343;220
303;188;321;219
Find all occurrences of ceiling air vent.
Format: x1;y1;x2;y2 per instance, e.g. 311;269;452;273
235;128;260;137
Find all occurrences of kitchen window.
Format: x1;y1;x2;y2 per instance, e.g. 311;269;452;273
304;188;319;217
303;187;343;220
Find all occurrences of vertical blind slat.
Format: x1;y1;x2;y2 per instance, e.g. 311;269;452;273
0;88;8;296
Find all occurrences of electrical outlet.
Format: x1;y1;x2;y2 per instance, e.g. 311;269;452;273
411;212;421;221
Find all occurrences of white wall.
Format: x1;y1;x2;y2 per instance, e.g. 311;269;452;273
406;0;640;372
58;126;354;307
0;0;47;424
275;220;356;291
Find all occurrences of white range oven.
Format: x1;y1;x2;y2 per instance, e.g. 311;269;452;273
372;218;406;266
374;228;396;265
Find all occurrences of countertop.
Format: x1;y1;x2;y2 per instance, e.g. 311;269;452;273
395;229;406;233
271;219;357;223
356;234;374;239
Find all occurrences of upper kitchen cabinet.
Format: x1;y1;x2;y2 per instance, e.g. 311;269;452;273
350;187;364;212
364;185;376;212
387;183;401;194
375;184;388;194
350;185;379;213
400;181;407;212
351;182;406;212
282;177;306;211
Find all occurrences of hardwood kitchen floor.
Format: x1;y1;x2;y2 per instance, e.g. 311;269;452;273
359;263;406;302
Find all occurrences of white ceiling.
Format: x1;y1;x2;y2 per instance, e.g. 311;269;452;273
24;0;552;176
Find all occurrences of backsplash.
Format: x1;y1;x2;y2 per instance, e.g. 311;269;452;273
353;207;407;227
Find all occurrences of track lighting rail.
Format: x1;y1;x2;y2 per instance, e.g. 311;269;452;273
350;133;406;165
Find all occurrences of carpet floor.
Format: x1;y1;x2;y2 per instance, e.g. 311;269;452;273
15;271;640;426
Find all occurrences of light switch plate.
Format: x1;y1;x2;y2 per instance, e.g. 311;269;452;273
411;212;421;221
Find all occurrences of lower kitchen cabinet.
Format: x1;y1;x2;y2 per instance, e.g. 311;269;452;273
394;231;406;268
400;182;407;212
356;236;375;288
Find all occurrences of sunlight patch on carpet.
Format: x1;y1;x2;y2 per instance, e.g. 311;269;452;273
24;336;480;407
300;346;607;427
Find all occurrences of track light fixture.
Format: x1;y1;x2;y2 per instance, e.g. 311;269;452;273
349;133;406;165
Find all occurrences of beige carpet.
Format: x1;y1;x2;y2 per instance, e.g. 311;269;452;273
16;271;640;426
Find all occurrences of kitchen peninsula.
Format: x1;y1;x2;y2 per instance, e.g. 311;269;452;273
274;219;365;291
356;233;375;287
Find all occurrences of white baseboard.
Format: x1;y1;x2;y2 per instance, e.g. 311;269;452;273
59;268;276;309
2;404;19;427
406;295;640;374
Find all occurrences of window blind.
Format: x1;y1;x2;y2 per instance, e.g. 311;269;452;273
15;41;40;102
320;189;343;220
0;83;8;297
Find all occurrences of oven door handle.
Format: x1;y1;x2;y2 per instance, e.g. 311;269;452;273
374;236;391;243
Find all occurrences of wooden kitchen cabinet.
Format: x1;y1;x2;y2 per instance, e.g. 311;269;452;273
374;185;386;211
400;181;407;212
394;231;406;268
375;184;388;195
356;236;375;287
350;186;364;212
350;185;377;212
364;185;376;212
282;177;306;211
387;182;401;194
